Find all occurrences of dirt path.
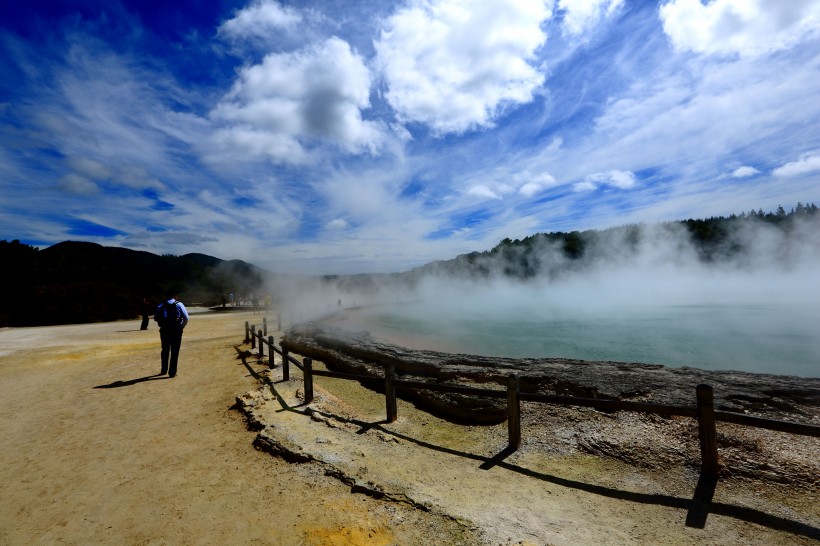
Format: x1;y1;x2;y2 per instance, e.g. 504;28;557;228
1;309;817;545
0;310;474;545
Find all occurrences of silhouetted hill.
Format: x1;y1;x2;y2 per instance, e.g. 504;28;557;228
0;241;266;326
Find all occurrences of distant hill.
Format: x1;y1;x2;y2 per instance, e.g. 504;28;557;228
408;203;820;281
4;203;817;326
0;241;266;326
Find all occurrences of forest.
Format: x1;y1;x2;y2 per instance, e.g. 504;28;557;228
0;241;264;326
409;202;819;281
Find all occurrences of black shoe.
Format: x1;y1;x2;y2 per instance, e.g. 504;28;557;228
168;374;176;378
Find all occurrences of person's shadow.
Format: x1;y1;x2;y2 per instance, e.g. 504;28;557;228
94;374;167;389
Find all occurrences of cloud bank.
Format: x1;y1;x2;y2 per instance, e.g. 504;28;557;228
375;0;550;134
660;0;820;57
211;37;383;163
0;0;818;274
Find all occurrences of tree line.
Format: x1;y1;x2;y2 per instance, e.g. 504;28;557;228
0;240;264;326
409;203;819;281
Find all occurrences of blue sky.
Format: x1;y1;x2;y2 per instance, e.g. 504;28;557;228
1;0;819;274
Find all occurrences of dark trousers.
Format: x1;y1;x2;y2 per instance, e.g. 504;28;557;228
140;315;150;330
160;327;184;376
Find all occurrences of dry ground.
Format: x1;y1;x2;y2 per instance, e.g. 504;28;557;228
1;309;817;545
0;310;473;545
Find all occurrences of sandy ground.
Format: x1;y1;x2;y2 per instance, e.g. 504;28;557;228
0;310;473;545
1;309;818;545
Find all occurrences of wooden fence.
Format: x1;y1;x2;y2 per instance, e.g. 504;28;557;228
243;321;819;478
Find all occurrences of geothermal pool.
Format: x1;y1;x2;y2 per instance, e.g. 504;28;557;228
328;301;820;378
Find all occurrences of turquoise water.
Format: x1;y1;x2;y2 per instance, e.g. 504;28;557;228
335;302;820;378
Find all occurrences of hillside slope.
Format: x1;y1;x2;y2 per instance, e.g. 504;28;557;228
0;240;265;326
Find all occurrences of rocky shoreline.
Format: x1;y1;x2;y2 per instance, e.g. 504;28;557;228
281;322;820;425
280;322;819;486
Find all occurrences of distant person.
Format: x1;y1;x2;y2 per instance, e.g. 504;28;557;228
154;290;190;378
140;298;152;330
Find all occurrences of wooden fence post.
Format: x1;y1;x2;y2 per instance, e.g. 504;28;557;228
257;330;264;359
263;317;267;336
508;374;521;450
250;325;256;350
282;348;290;381
244;321;250;343
268;336;274;368
696;384;719;477
385;363;397;423
303;358;314;403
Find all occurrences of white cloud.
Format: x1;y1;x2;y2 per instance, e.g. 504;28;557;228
575;169;636;192
731;165;759;178
210;125;309;164
326;218;349;230
773;152;820;177
519;182;544;197
375;0;551;134
517;171;558;197
467;185;502;200
218;0;302;41
316;167;422;233
558;0;624;36
594;169;636;188
573;180;597;192
660;0;820;58
211;37;383;163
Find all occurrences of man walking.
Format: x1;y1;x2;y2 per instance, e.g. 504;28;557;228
154;290;190;378
140;297;152;330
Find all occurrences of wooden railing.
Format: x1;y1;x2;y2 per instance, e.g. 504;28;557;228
243;322;819;478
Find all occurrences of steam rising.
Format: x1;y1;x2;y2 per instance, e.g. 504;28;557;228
268;214;820;376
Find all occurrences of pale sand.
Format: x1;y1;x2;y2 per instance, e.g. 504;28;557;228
1;310;818;545
0;310;472;545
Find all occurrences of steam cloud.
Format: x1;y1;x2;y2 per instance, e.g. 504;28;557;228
265;213;820;376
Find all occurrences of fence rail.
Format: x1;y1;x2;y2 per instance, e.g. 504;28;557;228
244;321;820;478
